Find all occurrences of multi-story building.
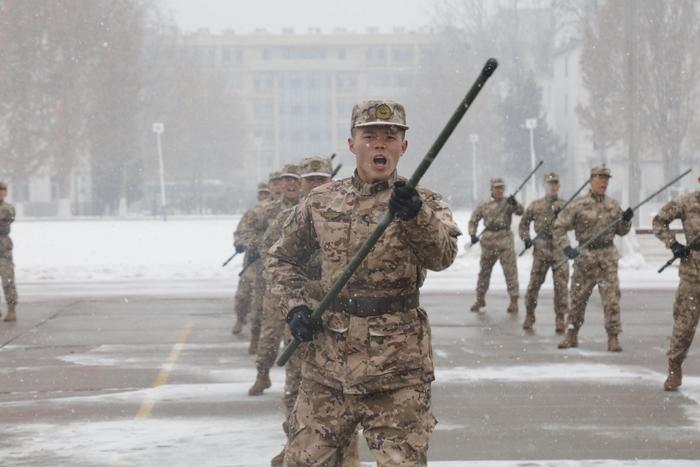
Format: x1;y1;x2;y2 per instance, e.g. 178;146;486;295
182;27;437;183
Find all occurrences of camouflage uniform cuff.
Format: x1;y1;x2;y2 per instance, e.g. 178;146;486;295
409;201;434;228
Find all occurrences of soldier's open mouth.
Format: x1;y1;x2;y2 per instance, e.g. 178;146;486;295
373;155;387;167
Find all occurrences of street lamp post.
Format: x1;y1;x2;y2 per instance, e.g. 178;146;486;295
152;122;167;221
469;133;479;203
525;118;538;201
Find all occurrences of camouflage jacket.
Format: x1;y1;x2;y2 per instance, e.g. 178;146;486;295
266;171;461;394
468;197;524;248
0;201;15;254
251;196;299;253
519;195;566;252
652;191;700;281
234;202;268;252
553;190;631;258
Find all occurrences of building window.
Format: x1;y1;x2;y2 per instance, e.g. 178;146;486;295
222;47;242;66
391;46;413;65
254;100;274;118
254;73;274;92
338;48;346;60
366;46;386;66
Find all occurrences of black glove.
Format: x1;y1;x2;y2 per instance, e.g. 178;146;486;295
247;249;260;263
235;244;246;254
286;305;322;342
524;238;533;249
564;246;578;259
389;180;422;221
470;234;479;245
507;195;517;206
671;241;690;259
622;207;634;222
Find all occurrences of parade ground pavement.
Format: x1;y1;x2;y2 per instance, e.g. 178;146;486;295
1;282;699;466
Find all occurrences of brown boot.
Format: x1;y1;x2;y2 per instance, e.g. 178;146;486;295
248;331;259;355
555;314;566;334
3;305;16;322
232;319;244;335
270;447;285;466
470;297;485;313
664;358;683;391
522;312;535;330
558;328;578;349
507;296;519;314
607;334;622;352
248;367;271;396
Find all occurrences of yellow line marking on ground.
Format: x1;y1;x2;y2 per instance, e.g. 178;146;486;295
135;320;194;420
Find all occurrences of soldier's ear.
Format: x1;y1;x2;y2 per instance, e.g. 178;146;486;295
400;139;408;156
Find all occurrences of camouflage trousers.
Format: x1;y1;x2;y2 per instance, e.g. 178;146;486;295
255;291;285;370
283;345;361;467
668;278;700;363
233;265;255;324
0;251;17;306
285;379;436;466
477;245;519;300
525;245;569;317
567;250;622;335
249;263;265;351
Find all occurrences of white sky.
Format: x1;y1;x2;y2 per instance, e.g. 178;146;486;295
163;0;433;34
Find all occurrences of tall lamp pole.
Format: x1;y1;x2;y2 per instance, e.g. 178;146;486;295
152;122;167;221
469;133;479;203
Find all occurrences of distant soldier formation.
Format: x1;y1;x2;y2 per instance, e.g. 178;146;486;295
221;93;700;465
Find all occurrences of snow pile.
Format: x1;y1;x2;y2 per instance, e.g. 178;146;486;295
10;214;680;292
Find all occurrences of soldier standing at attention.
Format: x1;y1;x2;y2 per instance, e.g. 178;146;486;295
519;172;569;332
0;181;17;322
652;173;700;390
231;182;271;335
468;178;524;314
266;100;461;465
554;165;633;351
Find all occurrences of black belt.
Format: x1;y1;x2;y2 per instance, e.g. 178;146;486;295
586;240;614;250
332;291;420;317
486;225;508;232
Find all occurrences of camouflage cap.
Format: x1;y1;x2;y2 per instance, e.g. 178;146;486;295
590;164;612;177
0;181;6;190
268;171;282;181
280;163;301;179
351;100;409;130
300;156;333;178
544;172;559;183
257;182;270;192
490;177;506;188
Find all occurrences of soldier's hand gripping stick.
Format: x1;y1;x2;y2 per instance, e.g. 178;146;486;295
468;160;544;249
554;169;692;270
518;178;590;257
658;232;700;273
276;58;499;367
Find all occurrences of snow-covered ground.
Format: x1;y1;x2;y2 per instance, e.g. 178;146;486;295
10;211;681;295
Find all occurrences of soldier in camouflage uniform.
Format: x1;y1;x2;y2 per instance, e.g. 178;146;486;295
652;175;700;391
0;181;17;322
468;178;524;314
232;182;271;335
248;164;302;395
519;172;569;332
267;157;361;467
267;100;461;466
236;171;284;353
554;165;633;351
